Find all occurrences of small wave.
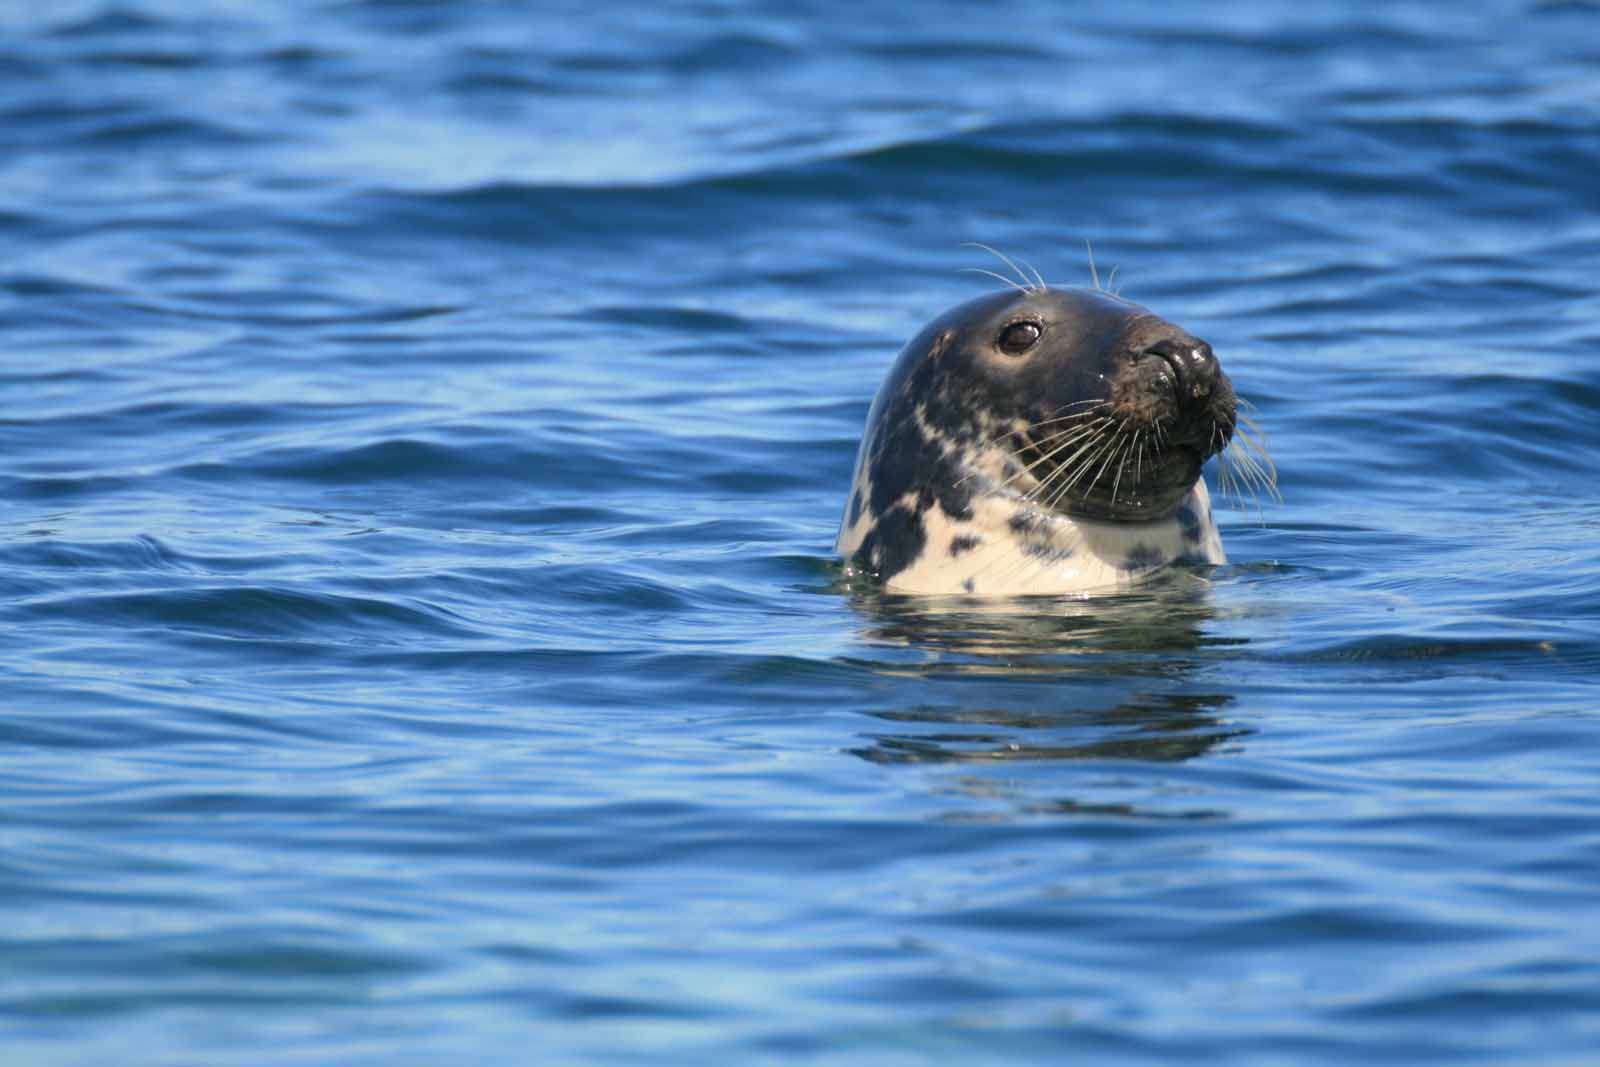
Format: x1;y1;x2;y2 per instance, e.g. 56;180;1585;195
68;115;264;149
190;434;685;493
44;9;167;38
548;32;798;77
572;304;754;335
20;585;481;644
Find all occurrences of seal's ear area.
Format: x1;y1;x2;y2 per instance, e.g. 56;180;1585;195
995;320;1044;356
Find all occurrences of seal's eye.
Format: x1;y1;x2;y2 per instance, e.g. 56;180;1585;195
997;320;1042;355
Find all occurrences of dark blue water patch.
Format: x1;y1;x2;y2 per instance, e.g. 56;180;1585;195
344;182;770;251
1110;19;1444;54
68;115;265;149
0;400;350;447
0;100;141;138
853;721;1246;767
574;304;755;335
6;474;139;502
0;702;225;752
44;9;169;38
154;293;464;330
1;271;148;313
18;585;482;645
222;437;539;486
428;502;635;530
1272;633;1578;670
858;38;1060;62
1333;981;1600;1025
441;60;577;101
168;431;700;497
0;533;195;575
705;115;1452;209
640;33;802;77
0;942;434;1018
4;1;1600;1063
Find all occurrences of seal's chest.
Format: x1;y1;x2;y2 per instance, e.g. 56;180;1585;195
842;477;1223;596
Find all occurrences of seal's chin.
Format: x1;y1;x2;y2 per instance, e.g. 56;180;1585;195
1013;423;1227;524
1059;445;1205;523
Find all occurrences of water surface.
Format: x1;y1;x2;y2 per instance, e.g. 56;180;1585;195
3;2;1599;1063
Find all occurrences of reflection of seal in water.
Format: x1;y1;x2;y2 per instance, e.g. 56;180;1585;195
837;280;1261;595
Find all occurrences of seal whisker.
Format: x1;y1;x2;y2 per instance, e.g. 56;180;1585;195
1232;429;1273;483
1017;255;1048;292
1021;419;1114;500
1016;423;1105;462
977;399;1108;448
962;242;1037;292
1013;433;1112;506
1008;400;1110;434
958;419;1108;498
1042;447;1108;513
1027;413;1112;443
1042;399;1112;418
1003;416;1109;463
1236;410;1275;463
1024;448;1085;509
1228;409;1280;503
1229;440;1277;505
1213;418;1277;521
960;267;1030;294
1209;424;1235;501
1110;431;1137;504
1042;430;1121;512
1087;429;1130;496
1216;448;1261;520
1040;432;1116;508
1216;435;1241;508
972;421;1106;493
1084;238;1100;290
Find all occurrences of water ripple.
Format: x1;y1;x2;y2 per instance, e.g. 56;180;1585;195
3;2;1599;1064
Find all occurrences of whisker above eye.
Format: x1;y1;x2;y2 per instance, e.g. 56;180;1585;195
959;267;1030;294
962;242;1040;293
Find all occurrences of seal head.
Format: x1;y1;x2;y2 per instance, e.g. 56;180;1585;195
836;286;1236;595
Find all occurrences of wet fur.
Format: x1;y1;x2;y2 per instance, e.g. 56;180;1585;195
836;283;1264;595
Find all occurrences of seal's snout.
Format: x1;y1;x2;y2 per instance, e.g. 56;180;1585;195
1141;338;1219;407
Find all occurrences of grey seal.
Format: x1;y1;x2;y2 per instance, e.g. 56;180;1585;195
836;282;1259;595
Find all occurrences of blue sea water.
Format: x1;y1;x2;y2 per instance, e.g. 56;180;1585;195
3;1;1600;1063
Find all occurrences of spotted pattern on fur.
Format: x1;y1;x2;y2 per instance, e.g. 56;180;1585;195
835;287;1232;595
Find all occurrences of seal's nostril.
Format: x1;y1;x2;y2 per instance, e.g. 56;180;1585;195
1142;339;1217;405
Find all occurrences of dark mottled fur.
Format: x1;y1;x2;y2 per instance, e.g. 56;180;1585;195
855;504;925;579
1176;504;1202;543
949;534;982;557
1122;544;1167;571
839;286;1235;588
849;328;979;580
